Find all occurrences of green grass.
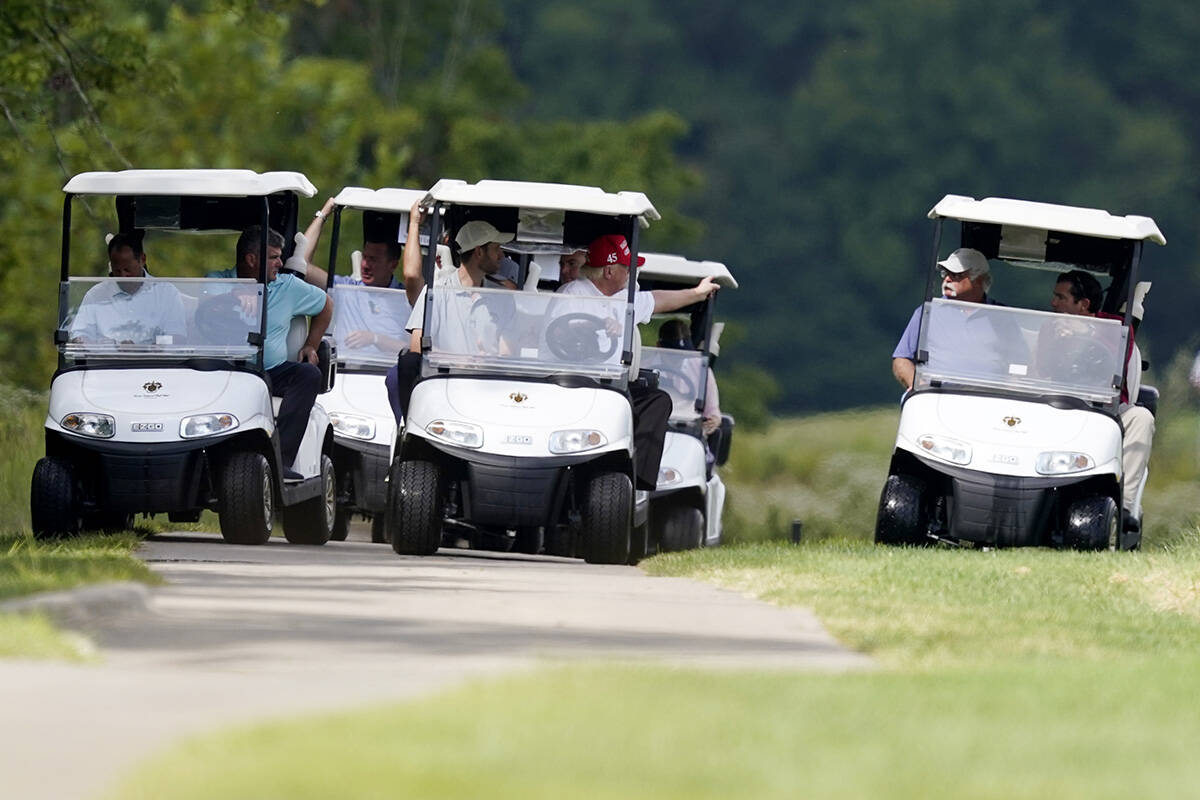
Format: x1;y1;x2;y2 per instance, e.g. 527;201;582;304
645;538;1200;669
0;532;159;660
112;658;1200;800
0;612;96;660
0;384;48;534
0;532;159;602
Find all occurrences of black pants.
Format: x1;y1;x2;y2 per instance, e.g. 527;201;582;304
630;386;672;491
267;361;320;468
385;351;422;424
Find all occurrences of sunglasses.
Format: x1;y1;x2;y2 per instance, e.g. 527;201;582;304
939;268;970;281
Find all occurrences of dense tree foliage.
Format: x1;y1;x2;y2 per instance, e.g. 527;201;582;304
502;0;1200;410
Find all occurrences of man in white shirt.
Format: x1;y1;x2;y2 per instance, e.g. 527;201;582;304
70;232;187;345
299;197;411;356
386;220;517;422
556;234;719;490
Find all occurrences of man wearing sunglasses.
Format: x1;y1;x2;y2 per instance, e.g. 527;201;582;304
891;247;996;391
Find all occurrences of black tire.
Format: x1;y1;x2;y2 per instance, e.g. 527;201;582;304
628;521;649;565
281;455;336;545
579;472;632;565
217;451;274;545
388;459;442;556
30;457;81;540
514;527;543;555
1064;495;1118;551
370;514;389;544
331;505;350;542
874;474;929;546
659;504;704;553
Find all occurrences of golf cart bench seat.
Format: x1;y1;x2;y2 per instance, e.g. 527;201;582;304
269;317;335;417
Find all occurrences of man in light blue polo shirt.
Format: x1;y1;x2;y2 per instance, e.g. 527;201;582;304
208;226;333;479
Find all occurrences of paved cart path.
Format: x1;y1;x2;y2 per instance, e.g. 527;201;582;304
0;532;869;799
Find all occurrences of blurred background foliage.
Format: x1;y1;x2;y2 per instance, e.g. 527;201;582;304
3;0;1200;421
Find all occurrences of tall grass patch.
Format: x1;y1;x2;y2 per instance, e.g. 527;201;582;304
0;385;49;534
0;532;159;601
722;408;895;543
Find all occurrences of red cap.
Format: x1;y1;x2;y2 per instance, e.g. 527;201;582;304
587;234;645;268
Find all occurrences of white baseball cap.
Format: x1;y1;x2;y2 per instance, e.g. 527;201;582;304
937;247;990;276
456;220;514;253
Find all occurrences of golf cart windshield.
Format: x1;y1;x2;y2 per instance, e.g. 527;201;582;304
641;347;707;419
59;277;263;362
424;287;628;380
330;284;411;370
915;298;1127;403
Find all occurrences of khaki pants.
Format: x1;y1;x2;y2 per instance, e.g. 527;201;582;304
1120;404;1155;514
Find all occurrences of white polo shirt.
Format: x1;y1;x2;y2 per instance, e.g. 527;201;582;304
556;277;654;324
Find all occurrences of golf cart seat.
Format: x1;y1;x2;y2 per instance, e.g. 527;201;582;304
1137;385;1159;417
269;317;336;418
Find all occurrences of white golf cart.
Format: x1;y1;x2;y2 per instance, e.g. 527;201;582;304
318;186;425;542
876;195;1164;550
31;169;338;546
386;179;660;564
637;252;737;551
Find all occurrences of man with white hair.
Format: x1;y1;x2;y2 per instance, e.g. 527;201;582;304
557;234;719;490
891;247;996;391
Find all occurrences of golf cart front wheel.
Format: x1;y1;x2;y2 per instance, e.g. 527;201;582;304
30;457;82;540
658;504;704;553
217;451;274;545
370;514;389;544
388;459;442;556
331;504;350;541
579;472;632;565
874;474;930;546
281;455;336;545
1064;495;1118;551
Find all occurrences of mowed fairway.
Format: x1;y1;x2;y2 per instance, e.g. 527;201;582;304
112;538;1200;800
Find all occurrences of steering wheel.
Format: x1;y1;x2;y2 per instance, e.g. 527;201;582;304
196;293;252;346
545;312;620;362
654;365;698;399
1063;339;1113;381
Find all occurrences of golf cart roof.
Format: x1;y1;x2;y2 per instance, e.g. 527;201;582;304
929;195;1165;246
332;186;426;213
639;252;738;289
424;179;661;224
63;169;317;198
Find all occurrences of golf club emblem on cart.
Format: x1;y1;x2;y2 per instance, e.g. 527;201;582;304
143;381;162;393
509;392;527;403
1002;416;1021;427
